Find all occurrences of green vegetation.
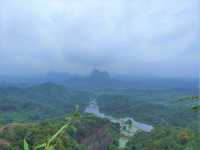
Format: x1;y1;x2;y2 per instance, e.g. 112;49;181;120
0;83;199;150
0;83;91;123
179;96;200;112
179;96;200;101
0;114;119;150
95;89;198;129
0;83;198;128
126;127;200;150
23;106;81;150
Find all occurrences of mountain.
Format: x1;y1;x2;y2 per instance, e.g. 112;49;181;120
88;69;111;81
84;69;112;88
0;70;113;88
49;69;113;88
0;70;198;90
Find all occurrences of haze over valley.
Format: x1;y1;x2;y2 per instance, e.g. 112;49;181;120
0;0;199;150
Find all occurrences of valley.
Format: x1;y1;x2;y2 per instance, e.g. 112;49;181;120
0;82;199;149
1;0;199;149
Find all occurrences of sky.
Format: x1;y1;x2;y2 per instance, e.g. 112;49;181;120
0;0;199;78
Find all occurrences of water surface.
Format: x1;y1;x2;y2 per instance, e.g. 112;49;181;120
85;100;154;148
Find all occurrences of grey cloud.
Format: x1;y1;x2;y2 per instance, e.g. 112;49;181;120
0;0;199;77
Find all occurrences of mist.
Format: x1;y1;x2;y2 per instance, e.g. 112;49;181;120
0;0;199;78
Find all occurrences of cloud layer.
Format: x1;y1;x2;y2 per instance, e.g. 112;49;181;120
0;0;199;77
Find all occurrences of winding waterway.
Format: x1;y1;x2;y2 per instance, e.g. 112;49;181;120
85;100;154;149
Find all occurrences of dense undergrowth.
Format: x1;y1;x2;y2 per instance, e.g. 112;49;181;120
0;113;119;150
126;126;200;150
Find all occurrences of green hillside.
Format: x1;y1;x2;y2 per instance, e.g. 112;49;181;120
126;127;200;150
0;83;91;123
0;114;119;150
0;83;199;150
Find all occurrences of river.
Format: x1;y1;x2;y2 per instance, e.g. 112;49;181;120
85;100;153;149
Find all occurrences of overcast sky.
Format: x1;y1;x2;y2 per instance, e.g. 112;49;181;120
0;0;199;78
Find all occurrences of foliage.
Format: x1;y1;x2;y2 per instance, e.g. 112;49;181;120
179;96;200;112
23;107;81;150
95;89;199;128
126;127;200;150
0;83;198;128
179;96;200;101
0;113;119;150
0;83;199;150
0;83;91;123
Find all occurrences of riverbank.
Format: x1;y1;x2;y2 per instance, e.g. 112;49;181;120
85;100;153;149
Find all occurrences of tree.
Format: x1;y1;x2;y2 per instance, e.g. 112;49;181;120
24;106;81;150
179;96;200;112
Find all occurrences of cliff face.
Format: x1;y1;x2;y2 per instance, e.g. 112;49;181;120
79;125;117;150
72;114;119;150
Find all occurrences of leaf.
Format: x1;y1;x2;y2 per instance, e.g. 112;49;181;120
34;143;46;150
48;145;55;150
48;123;69;144
72;105;81;120
23;106;81;150
68;124;77;133
24;139;30;150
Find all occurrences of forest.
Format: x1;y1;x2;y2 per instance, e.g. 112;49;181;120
0;82;199;150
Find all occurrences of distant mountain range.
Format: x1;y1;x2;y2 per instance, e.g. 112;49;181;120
0;70;113;88
0;69;198;90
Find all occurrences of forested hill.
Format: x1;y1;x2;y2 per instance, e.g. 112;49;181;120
0;82;198;127
0;83;92;123
0;114;119;150
0;82;199;150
